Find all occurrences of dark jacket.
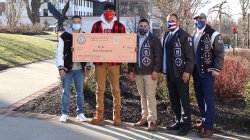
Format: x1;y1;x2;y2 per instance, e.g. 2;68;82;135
128;32;163;75
193;25;224;77
163;28;195;81
59;32;86;72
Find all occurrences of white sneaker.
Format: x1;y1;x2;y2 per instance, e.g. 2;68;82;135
76;113;87;122
60;114;68;123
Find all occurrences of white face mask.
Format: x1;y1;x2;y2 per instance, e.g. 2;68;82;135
72;24;81;30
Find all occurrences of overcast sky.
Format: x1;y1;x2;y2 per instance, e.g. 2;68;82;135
200;0;243;22
99;0;244;22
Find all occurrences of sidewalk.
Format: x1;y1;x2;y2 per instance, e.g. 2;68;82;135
0;59;58;107
0;116;247;140
0;59;248;140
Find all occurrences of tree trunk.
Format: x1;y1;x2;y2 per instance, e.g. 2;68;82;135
23;0;45;24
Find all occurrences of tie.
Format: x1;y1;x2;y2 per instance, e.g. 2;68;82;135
162;33;172;73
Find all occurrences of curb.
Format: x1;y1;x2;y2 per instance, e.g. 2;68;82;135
0;81;60;121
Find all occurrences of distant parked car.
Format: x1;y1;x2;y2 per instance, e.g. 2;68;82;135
48;24;57;32
223;44;230;49
229;44;234;48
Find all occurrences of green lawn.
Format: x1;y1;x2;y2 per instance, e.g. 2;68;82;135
244;80;250;108
44;31;62;38
0;33;57;69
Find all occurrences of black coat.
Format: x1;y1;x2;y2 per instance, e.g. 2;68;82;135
163;28;195;81
193;25;224;77
60;32;86;72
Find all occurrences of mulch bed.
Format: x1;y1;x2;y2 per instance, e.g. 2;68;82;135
0;64;11;71
15;86;250;135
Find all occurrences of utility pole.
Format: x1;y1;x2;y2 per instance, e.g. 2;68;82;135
114;0;120;21
209;0;227;33
218;1;227;33
248;13;249;48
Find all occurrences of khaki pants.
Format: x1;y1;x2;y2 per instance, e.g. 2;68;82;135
95;64;121;111
135;75;157;122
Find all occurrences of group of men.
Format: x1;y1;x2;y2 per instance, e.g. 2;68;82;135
55;3;224;138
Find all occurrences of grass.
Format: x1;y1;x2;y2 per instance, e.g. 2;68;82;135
244;80;250;109
44;31;62;38
0;33;57;68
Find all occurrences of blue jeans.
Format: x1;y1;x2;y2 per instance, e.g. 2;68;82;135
61;70;84;115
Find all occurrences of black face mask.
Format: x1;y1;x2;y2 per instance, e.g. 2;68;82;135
138;28;149;35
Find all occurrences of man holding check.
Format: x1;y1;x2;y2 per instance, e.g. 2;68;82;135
90;3;126;126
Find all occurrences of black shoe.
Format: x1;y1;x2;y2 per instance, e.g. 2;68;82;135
178;125;190;136
167;122;180;130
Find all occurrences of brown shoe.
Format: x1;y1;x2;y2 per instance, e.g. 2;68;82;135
193;122;204;131
113;110;122;126
134;118;148;127
91;92;104;125
200;128;213;138
90;109;104;125
148;122;157;131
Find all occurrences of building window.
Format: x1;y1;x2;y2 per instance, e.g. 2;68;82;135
83;0;85;7
13;9;16;17
0;12;2;16
44;9;48;16
0;19;2;24
75;0;77;6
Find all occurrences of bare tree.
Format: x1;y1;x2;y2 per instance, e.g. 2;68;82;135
239;0;249;47
23;0;48;24
148;0;209;34
4;0;24;27
122;1;149;32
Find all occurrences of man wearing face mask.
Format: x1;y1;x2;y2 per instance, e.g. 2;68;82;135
128;18;163;131
192;13;224;138
163;13;194;136
56;15;92;123
90;4;126;126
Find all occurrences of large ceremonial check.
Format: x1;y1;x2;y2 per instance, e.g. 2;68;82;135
72;33;137;62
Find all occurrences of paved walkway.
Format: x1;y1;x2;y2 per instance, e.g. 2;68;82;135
0;59;58;107
0;59;249;140
0;116;248;140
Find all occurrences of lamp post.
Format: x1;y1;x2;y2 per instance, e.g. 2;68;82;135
114;0;120;21
248;13;249;48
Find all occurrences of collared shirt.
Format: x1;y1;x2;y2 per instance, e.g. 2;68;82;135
194;26;206;56
138;32;149;69
169;27;179;37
